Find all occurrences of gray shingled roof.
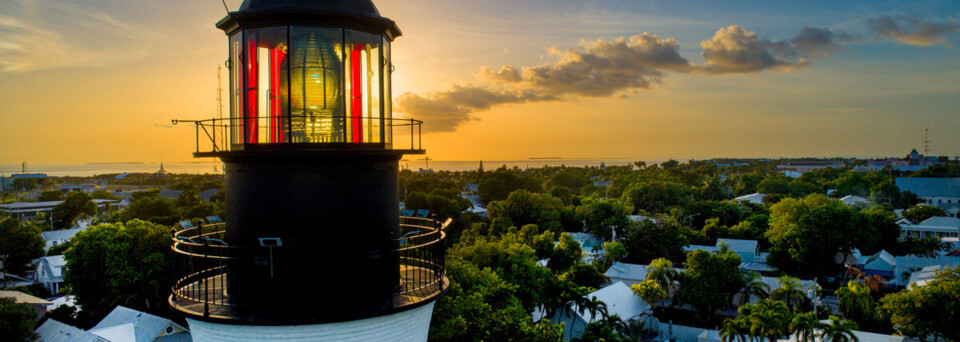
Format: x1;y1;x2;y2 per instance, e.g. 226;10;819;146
91;306;182;342
41;227;86;243
35;319;104;342
895;178;960;198
604;262;648;282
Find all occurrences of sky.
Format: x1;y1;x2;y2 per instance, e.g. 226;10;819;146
0;0;958;164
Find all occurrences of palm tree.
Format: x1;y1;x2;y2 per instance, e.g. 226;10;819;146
747;299;793;342
720;317;751;342
861;275;887;294
739;271;771;306
820;316;859;342
646;257;677;307
791;311;826;342
771;276;806;310
579;295;609;323
835;281;873;322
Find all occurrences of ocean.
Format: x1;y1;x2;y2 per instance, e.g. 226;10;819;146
0;158;650;177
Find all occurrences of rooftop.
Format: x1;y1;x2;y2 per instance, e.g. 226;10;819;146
895;177;960;198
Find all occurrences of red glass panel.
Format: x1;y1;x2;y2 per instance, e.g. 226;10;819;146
350;45;363;143
269;47;286;143
246;40;259;144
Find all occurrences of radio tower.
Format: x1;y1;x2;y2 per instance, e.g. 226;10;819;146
923;126;931;156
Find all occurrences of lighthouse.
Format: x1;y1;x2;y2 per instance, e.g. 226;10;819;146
169;1;447;341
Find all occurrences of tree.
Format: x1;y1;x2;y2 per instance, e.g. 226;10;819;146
770;276;807;311
791;312;827;342
52;191;95;228
597;241;627;271
720;316;750;342
486;190;564;233
621;182;691;214
90;190;120;201
745;299;793;342
630;280;667;310
901;204;946;223
548;233;583;274
765;195;864;278
622;218;690;264
675;249;745;321
477;169;542;204
646;258;677;298
739;271;771;306
857;206;901;254
123;196;177;222
819;316;859;342
63;220;172;316
0;297;38;342
879;267;960;341
0;217;44;276
835;281;873;323
575;197;630;241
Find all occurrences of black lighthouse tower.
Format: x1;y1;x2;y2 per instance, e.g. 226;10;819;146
170;1;446;340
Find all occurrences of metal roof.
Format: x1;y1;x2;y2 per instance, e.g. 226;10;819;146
895;177;960;198
239;0;382;17
717;238;758;253
604;262;648;282
34;319;104;342
580;282;650;323
41;227;86;243
91;306;184;342
918;216;960;228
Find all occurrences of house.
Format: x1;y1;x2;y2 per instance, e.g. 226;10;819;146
59;184;98;193
604;262;648;287
898;216;960;240
685;239;760;263
860;250;960;286
840;195;870;207
861;250;897;278
567;232;604;263
41;227;87;252
0;199;119;222
776;161;844;174
0;290;52;320
895;178;960;217
35;319;106;342
906;265;955;288
541;282;651;340
89;305;190;342
37;255;67;293
732;193;765;205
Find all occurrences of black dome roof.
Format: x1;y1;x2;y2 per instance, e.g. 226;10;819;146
237;0;381;18
218;0;400;40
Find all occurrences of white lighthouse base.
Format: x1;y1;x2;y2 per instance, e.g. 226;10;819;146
186;302;436;342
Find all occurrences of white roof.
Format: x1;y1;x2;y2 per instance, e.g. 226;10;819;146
733;193;765;204
90;323;136;342
581;281;650;323
761;276;819;297
604;262;647;282
41;227;86;243
628;215;659;224
864;250;896;268
840;195;870;205
907;265;953;288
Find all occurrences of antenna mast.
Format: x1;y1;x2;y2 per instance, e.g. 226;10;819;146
215;65;225;174
923;126;931;156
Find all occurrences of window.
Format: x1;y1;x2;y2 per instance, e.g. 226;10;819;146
242;27;289;144
290;27;344;143
345;30;382;143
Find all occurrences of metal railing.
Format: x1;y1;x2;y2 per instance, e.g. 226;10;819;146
169;216;446;320
172;115;423;154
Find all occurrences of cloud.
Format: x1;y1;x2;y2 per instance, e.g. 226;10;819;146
789;26;859;58
696;25;808;74
397;33;690;132
0;0;150;72
395;85;557;133
868;15;960;46
398;26;861;132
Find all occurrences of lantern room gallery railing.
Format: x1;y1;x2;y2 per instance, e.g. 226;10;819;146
169;216;447;322
172;115;424;155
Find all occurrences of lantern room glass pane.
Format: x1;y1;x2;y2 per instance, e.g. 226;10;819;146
345;30;382;144
290;27;344;143
230;33;242;147
242;27;289;144
383;40;392;146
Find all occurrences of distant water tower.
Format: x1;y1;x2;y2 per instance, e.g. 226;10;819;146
170;1;446;341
